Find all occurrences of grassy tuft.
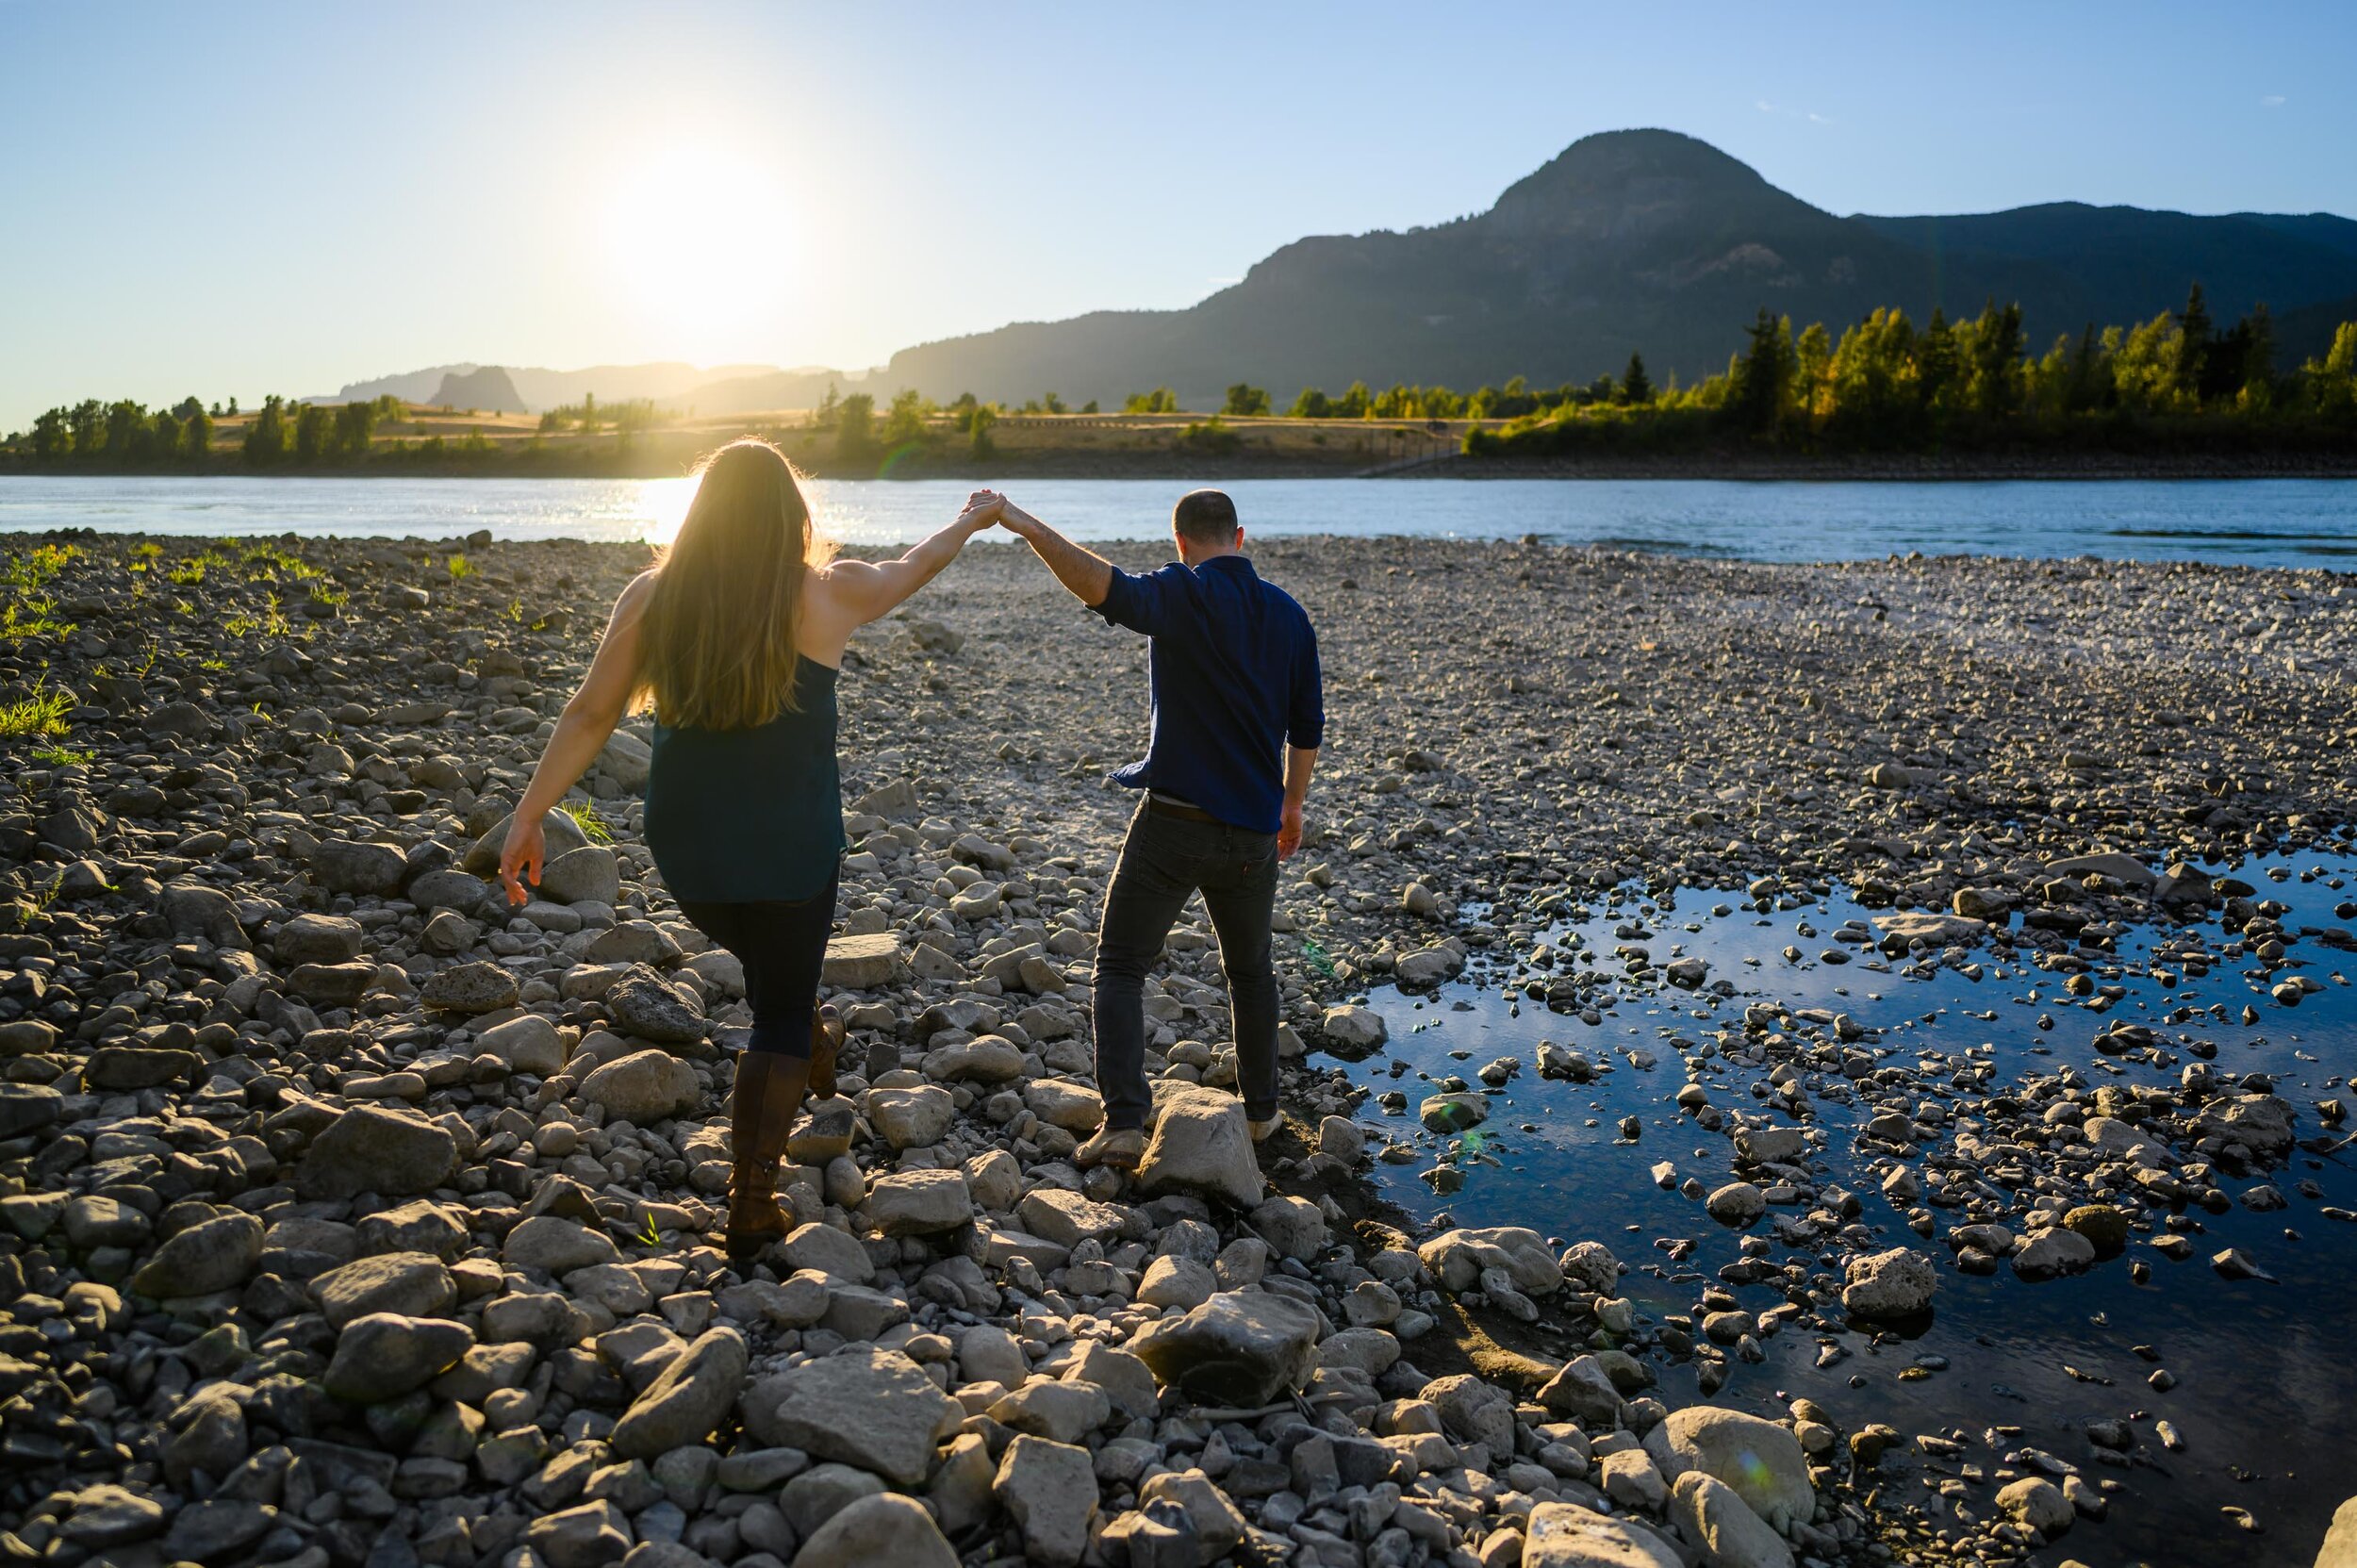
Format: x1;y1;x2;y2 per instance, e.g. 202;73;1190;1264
556;801;614;844
0;685;74;740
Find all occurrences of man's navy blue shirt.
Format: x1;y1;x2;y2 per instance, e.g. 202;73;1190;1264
1093;553;1323;834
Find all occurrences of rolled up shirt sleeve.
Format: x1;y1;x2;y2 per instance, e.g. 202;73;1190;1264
1095;565;1178;636
1287;621;1325;750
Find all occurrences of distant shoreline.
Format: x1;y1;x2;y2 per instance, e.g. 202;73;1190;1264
8;448;2357;483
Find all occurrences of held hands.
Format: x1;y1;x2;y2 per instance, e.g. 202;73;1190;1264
957;490;1007;534
497;813;544;907
964;489;1039;538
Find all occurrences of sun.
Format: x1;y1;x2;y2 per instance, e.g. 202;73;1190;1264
599;147;801;357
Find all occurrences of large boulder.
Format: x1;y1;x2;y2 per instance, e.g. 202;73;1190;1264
1537;1355;1627;1427
1996;1477;2072;1539
539;846;620;905
992;1435;1097;1568
919;1034;1026;1084
604;970;706;1044
1130;1290;1319;1407
297;1106;457;1200
790;1494;959;1568
1522;1503;1681;1568
865;1170;974;1236
1320;1005;1387;1051
0;1083;60;1140
1418;1227;1560;1296
1840;1247;1936;1319
612;1328;749;1460
2315;1494;2357;1568
322;1313;472;1403
580;1049;701;1123
312;1252;454;1329
821;933;907;989
479;1014;567;1077
130;1213;262;1299
2045;851;2155;888
276;913;364;966
1669;1472;1793;1568
160;882;246;948
312;839;406;896
1642;1407;1814;1532
868;1086;955;1150
503;1216;621;1276
2012;1228;2098;1281
462;807;589;876
420;961;519;1015
1137;1086;1263;1208
742;1348;962;1485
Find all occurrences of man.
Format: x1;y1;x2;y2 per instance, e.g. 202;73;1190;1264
980;487;1323;1170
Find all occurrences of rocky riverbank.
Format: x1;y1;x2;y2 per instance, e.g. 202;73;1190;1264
1;530;2353;1568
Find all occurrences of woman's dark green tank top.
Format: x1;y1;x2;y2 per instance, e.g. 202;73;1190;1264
643;657;843;903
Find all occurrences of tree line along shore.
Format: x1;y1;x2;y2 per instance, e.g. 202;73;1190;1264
7;289;2356;481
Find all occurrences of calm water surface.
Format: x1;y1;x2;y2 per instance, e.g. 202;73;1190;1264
1333;854;2357;1567
3;475;2356;567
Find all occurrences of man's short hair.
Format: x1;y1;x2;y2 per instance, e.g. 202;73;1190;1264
1172;488;1240;545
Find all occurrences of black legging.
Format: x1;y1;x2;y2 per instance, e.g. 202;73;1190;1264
677;873;839;1058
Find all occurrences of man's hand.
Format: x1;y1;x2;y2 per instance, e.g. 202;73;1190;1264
1277;801;1304;860
996;499;1043;540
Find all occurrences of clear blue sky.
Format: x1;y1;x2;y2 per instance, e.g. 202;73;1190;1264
3;0;2349;430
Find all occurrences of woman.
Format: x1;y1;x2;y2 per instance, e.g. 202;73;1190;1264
498;439;998;1256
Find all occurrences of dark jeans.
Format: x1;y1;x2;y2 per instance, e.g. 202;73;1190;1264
677;872;839;1058
1094;801;1280;1130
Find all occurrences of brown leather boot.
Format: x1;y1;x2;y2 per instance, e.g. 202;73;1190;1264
809;1003;845;1100
726;1050;810;1260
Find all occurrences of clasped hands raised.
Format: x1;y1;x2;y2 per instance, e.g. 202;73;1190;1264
951;490;1041;537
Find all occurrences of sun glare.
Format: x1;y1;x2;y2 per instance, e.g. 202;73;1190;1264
600;148;801;355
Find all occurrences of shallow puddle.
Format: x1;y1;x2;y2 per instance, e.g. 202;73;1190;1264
1331;853;2357;1567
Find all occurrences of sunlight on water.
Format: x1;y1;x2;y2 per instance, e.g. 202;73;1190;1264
6;475;2357;568
635;477;699;546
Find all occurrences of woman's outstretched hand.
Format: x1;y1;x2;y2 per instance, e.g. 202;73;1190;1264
498;812;545;907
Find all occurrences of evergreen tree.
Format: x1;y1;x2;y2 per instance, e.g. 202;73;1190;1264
2172;283;2213;404
1619;353;1652;404
1287;388;1331;418
1725;308;1795;436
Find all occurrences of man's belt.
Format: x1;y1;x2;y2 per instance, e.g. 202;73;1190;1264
1146;795;1223;825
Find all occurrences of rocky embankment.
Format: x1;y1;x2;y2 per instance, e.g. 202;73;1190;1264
0;530;2352;1568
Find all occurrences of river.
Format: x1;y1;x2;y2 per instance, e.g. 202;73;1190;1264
4;475;2357;567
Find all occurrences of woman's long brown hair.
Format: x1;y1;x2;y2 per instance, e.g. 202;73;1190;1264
636;439;833;730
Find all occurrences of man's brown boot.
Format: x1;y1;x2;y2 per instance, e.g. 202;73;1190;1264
726;1050;811;1260
809;1003;846;1099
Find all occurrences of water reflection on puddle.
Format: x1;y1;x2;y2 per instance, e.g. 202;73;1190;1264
1330;856;2357;1567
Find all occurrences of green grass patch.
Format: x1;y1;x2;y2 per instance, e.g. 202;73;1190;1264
447;553;477;580
0;600;73;644
224;592;293;640
0;685;74;740
556;801;614;844
31;744;91;767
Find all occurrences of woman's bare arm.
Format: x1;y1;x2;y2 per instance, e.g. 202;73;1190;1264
816;498;1000;629
499;572;653;902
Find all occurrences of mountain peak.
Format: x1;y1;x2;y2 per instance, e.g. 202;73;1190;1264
1485;128;1784;235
